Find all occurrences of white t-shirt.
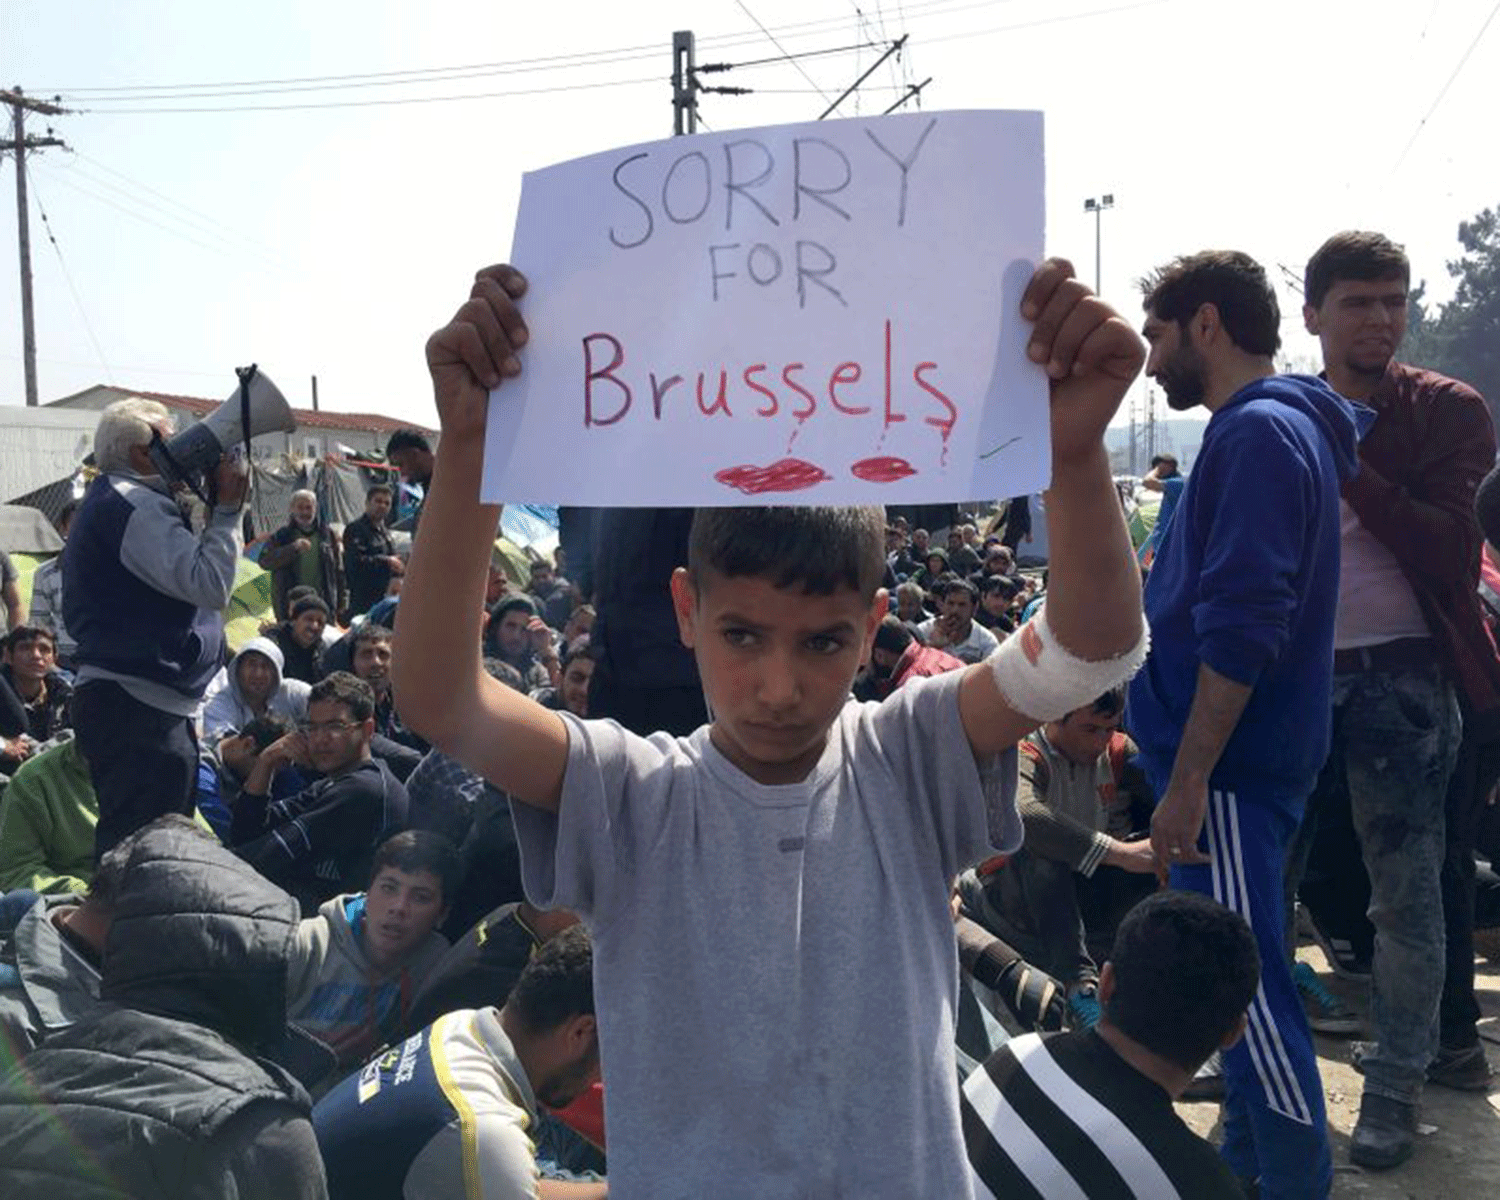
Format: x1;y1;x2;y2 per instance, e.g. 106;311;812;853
1334;499;1429;649
512;670;1018;1200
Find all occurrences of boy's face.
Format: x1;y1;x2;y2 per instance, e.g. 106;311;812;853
5;635;55;683
362;865;447;968
671;567;886;786
291;609;326;648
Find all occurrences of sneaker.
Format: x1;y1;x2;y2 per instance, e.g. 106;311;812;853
1067;989;1101;1031
1293;961;1361;1035
1349;1092;1416;1170
1426;1043;1495;1092
1181;1050;1226;1102
1304;908;1372;980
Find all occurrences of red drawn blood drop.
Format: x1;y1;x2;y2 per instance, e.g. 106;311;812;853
714;458;833;495
850;456;918;484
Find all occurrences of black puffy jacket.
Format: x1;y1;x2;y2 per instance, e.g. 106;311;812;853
0;820;329;1199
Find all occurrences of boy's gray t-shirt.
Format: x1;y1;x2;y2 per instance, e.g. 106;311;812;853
512;669;1019;1199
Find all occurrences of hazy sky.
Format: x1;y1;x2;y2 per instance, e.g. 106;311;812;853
3;0;1497;432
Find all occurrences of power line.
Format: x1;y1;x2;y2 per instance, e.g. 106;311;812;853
63;152;283;256
47;0;998;96
69;71;669;115
26;173;114;381
734;0;834;102
34;163;287;268
1390;0;1500;175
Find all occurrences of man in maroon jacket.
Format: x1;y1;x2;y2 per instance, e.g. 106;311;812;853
1290;231;1500;1170
867;614;964;699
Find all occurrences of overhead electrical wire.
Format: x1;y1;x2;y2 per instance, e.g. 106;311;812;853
45;0;998;96
27;173;116;381
1390;0;1500;174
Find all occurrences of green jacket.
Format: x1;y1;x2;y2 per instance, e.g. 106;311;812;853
0;737;97;895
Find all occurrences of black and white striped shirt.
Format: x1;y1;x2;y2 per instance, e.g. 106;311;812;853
961;1030;1244;1199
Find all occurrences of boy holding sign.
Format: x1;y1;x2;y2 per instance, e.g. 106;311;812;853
395;258;1148;1198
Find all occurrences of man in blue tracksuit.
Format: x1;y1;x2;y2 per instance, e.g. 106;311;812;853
1127;251;1365;1200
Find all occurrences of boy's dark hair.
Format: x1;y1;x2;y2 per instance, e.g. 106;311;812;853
351;622;393;650
1067;687;1125;720
1140;250;1281;357
56;498;80;529
873;614;915;656
688;507;886;599
1104;891;1260;1071
366;482;394;501
1477;464;1500;549
308;671;375;723
385;428;432;457
1304;230;1410;309
560;638;595;669
943;577;978;603
286;584;319;608
482;657;528;693
507;925;595;1033
291;595;331;621
1149;454;1179;475
89;814;211;910
370;830;461;906
4;624;56;655
241;712;294;752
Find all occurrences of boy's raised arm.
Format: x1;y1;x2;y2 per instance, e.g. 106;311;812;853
392;265;570;813
959;258;1148;760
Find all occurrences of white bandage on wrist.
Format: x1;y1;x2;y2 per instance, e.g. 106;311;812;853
988;603;1150;722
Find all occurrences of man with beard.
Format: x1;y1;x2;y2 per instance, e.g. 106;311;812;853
262;490;347;622
1126;250;1364;1199
918;578;999;665
1284;232;1500;1168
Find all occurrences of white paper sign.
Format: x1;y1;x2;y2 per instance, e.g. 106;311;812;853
482;109;1047;506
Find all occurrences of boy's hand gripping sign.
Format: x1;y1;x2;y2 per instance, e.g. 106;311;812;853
482;110;1047;506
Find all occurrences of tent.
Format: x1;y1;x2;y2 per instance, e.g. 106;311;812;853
0;505;65;555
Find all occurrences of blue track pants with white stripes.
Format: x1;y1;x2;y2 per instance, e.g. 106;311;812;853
1172;787;1332;1200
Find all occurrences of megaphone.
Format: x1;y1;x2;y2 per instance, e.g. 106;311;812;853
148;365;296;496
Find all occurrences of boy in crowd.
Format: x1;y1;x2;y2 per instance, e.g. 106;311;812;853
958;689;1157;1024
962;891;1258;1199
394;259;1148;1197
202;636;311;743
313;926;602;1200
0;625;72;772
232;672;409;914
286;830;454;1084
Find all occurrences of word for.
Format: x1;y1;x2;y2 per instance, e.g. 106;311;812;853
606;117;938;249
579;318;958;438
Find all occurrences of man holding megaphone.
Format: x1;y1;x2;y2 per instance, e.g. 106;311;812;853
63;369;296;858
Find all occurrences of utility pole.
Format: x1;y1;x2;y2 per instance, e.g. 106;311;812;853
1;87;68;407
671;31;697;136
1082;193;1114;295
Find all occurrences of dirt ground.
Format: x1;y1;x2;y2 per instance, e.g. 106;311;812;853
1176;931;1500;1198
